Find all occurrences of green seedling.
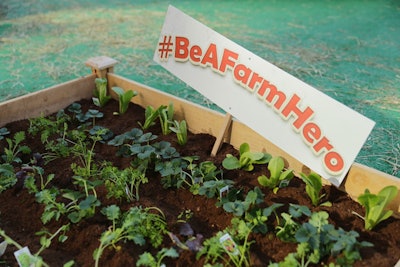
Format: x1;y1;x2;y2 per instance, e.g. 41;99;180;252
1;131;31;164
0;163;16;193
137;247;179;267
170;119;187;145
354;185;398;230
112;86;138;115
93;78;111;107
300;172;331;207
139;105;163;130
258;156;294;193
222;143;271;171
159;102;174;135
94;206;168;267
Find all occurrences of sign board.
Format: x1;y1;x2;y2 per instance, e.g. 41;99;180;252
153;5;375;186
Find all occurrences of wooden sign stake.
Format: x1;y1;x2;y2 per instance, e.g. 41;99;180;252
211;113;232;157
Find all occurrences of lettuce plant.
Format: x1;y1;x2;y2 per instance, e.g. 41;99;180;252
300;172;331;207
257;156;294;193
93;78;111;107
170;120;187;145
222;143;271;171
159;102;174;135
356;185;398;230
111;86;138;115
139;105;164;130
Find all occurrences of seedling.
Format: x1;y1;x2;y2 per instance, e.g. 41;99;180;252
257;156;294;193
159;102;174;135
300;172;331;207
1;131;31;164
112;86;138;115
0;163;16;193
222;143;271;171
139;105;164;130
94;206;168;267
93;77;111;107
170;120;188;145
354;185;398;230
137;247;179;267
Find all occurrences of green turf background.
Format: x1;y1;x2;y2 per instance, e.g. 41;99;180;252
1;0;399;178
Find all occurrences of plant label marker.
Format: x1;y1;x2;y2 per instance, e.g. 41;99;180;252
14;246;33;267
0;240;7;257
154;5;376;186
219;233;239;255
219;185;230;199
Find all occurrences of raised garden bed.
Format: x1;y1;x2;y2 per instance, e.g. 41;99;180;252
0;57;399;267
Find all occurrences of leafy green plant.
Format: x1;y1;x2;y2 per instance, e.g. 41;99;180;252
159;102;174;135
137;247;179;267
1;131;31;164
300;172;331;207
101;164;148;201
197;217;255;267
355;185;398;230
258;156;294;193
270;211;372;267
112;86;138;115
94;205;168;267
198;179;235;199
93;77;111;107
0;163;16;193
0;225;74;267
222;143;271;171
170;119;188;145
139;105;164;130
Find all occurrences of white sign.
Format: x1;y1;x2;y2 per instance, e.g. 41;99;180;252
153;5;375;186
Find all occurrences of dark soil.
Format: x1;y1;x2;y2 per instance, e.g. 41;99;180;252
0;99;399;267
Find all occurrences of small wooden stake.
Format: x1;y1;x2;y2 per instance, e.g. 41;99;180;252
211;113;232;157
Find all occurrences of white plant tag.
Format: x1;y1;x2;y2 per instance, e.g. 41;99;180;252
0;240;7;257
14;246;34;267
219;233;239;255
219;185;230;199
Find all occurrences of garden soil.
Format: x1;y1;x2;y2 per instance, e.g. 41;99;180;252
0;99;399;266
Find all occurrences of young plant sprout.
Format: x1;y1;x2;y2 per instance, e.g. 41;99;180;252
111;86;138;115
93;78;111;107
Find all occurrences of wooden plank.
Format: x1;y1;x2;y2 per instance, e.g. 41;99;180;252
0;74;96;127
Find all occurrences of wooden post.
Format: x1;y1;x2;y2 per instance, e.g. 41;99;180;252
211;113;232;157
85;56;118;78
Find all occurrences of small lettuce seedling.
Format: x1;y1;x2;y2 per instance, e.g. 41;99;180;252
222;143;271;171
111;86;138;115
356;185;398;230
257;156;294;193
170;120;188;146
139;105;164;130
93;78;111;107
300;172;331;207
159;102;174;135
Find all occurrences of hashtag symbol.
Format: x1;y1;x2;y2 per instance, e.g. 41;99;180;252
158;35;173;61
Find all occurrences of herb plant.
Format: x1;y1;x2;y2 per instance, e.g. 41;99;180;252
111;86;138;115
222;143;271;171
355;185;398;230
1;131;31;164
93;77;111;107
258;156;294;193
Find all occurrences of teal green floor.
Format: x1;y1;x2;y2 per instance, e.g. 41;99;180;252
0;0;399;178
